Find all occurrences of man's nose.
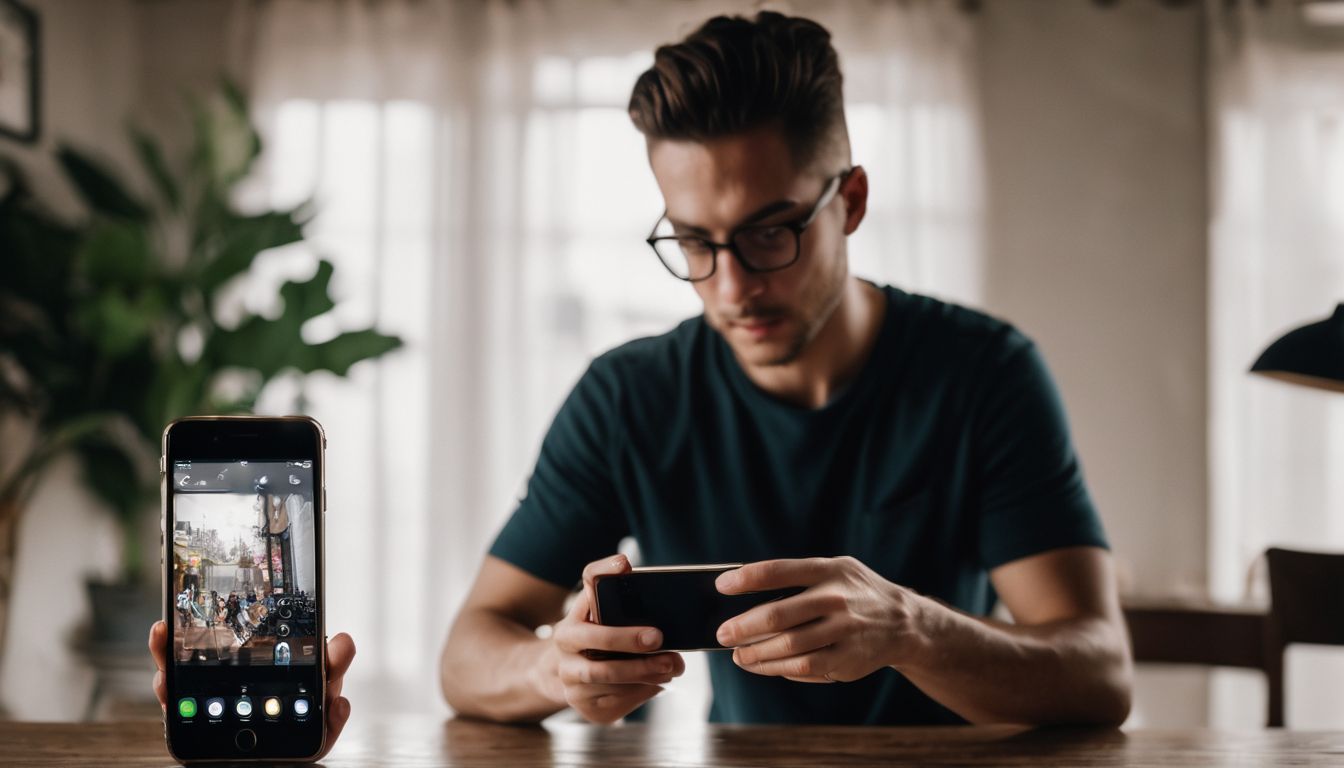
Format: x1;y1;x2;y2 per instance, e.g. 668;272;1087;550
711;245;762;304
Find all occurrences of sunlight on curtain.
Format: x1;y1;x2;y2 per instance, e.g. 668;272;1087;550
1207;2;1344;729
234;0;981;717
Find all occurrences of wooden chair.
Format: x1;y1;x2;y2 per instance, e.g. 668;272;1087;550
1123;599;1275;722
1124;547;1344;727
1264;547;1344;727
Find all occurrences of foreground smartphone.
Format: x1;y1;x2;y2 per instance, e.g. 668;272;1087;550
162;416;326;762
592;565;804;652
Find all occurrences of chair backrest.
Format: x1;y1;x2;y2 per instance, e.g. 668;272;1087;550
1266;547;1344;646
1264;547;1344;727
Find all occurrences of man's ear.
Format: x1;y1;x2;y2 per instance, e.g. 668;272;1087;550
840;165;868;236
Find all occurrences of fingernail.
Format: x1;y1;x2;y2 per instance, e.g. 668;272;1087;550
716;625;732;646
657;660;672;673
640;629;660;648
717;573;738;591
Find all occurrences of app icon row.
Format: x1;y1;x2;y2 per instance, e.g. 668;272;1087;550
178;696;310;720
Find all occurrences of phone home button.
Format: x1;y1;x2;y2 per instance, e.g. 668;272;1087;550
235;728;258;752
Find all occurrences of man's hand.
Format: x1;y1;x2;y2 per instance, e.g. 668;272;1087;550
148;621;356;760
538;554;686;724
715;556;930;683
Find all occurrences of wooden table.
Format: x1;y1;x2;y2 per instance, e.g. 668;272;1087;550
5;716;1344;766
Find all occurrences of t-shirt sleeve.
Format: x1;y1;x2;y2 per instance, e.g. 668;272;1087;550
971;331;1109;569
487;359;630;588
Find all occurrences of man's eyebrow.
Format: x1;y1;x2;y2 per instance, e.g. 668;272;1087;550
667;199;801;236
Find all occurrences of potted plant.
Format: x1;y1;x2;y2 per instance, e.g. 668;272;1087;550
0;81;402;658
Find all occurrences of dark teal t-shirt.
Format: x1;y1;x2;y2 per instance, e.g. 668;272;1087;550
489;285;1108;725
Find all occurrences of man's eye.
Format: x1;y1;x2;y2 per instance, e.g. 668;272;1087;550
739;227;788;247
678;238;713;256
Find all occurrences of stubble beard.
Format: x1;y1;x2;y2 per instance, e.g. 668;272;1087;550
718;252;849;368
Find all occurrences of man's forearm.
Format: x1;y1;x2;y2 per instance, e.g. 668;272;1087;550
898;599;1132;726
440;608;564;723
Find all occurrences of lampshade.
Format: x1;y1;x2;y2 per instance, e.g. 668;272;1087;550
1249;304;1344;394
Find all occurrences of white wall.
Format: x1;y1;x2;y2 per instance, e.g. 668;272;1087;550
975;1;1211;726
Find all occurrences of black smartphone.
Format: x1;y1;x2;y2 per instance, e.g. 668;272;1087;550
592;564;804;653
162;416;326;762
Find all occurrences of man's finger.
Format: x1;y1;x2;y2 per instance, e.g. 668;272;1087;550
565;583;591;623
148;621;169;671
316;696;351;761
733;646;839;680
731;616;836;664
557;621;664;656
581;554;631;588
716;558;830;594
153;669;166;710
717;592;836;646
580;554;632;623
593;685;662;711
325;633;356;702
561;653;681;686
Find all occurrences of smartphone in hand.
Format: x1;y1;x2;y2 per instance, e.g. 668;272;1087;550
592;564;804;653
162;416;326;762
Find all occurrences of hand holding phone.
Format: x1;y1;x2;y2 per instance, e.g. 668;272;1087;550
543;554;686;725
148;621;355;760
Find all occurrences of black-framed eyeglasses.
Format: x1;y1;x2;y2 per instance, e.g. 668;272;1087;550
645;169;851;282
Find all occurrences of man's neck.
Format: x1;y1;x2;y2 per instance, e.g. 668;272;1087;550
738;278;886;409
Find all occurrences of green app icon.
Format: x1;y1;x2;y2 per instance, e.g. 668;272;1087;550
178;698;197;718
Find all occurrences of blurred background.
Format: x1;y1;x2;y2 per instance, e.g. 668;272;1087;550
2;0;1343;731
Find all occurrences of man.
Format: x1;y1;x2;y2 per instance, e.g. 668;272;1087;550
440;11;1132;726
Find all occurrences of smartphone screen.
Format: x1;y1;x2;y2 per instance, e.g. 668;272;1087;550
593;566;804;652
163;417;325;761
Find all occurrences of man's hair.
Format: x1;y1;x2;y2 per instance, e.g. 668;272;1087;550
628;11;849;171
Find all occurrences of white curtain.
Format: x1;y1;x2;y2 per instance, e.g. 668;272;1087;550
227;0;982;717
1208;1;1344;728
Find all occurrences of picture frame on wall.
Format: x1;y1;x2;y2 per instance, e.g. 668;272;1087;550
0;0;39;143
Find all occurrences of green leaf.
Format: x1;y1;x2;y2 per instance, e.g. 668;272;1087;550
193;85;262;190
76;435;145;525
204;315;297;380
305;329;403;377
279;260;337;323
77;220;152;286
219;77;250;119
57;146;149;221
198;209;306;292
1;166;81;312
76;293;151;358
129;126;180;210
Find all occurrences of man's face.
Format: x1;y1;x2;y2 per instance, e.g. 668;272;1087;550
647;129;849;368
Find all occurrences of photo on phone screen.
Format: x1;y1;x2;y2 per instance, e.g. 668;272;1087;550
170;460;318;666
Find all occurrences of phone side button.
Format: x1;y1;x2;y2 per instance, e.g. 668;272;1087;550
235;728;257;752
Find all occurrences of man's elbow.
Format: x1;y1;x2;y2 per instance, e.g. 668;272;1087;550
1082;636;1134;727
1089;669;1133;727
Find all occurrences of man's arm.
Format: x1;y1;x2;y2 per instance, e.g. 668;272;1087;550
716;546;1132;726
893;546;1131;725
440;556;571;723
441;554;686;724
